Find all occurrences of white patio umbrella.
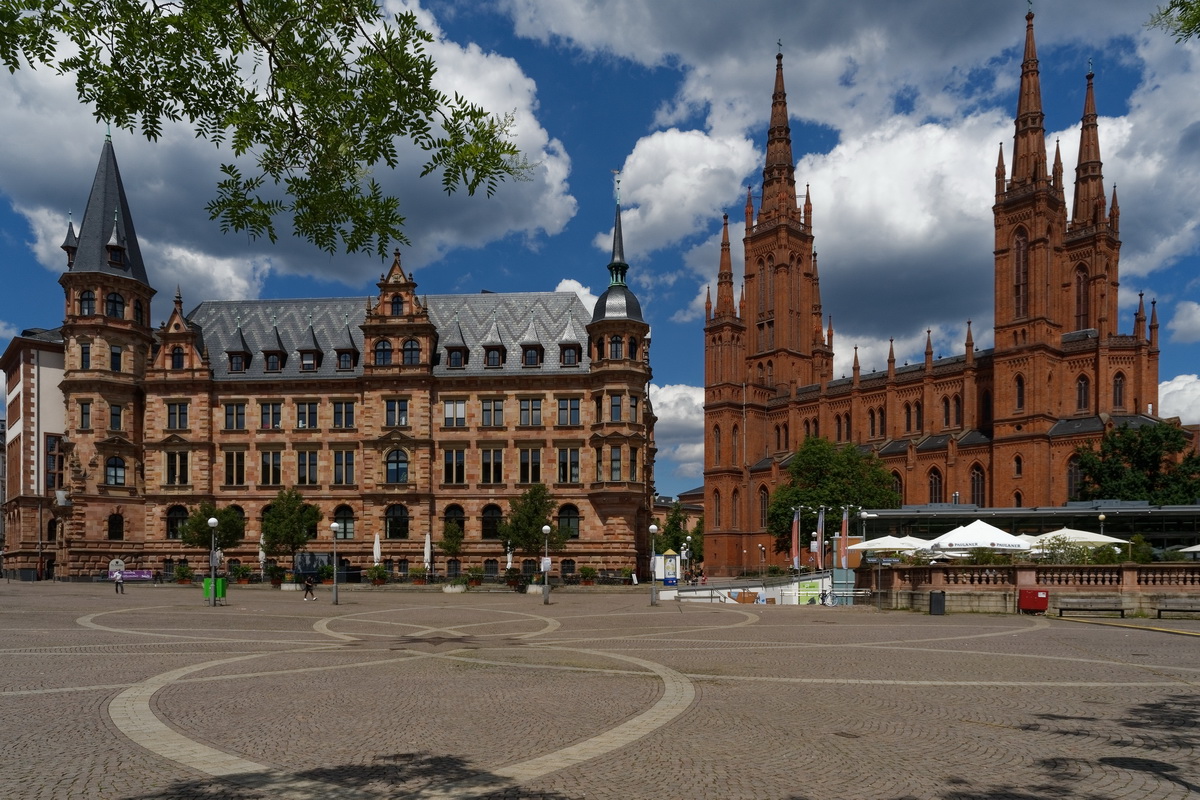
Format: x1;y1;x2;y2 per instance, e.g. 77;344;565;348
929;519;1030;551
373;532;381;565
1035;527;1125;545
257;533;266;568
423;532;432;570
1178;543;1200;553
848;535;920;551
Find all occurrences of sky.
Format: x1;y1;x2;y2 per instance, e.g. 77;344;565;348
2;1;1199;499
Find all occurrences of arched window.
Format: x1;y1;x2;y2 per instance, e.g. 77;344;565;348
783;424;789;449
731;489;741;528
402;339;420;365
171;346;184;369
836;416;842;441
373;340;392;366
390;294;403;315
1015;375;1025;410
713;491;722;530
265;353;281;371
444;505;465;539
904;403;912;432
928;468;943;504
981;391;992;425
970;465;986;506
609;336;623;359
914;401;923;431
482;504;503;539
1014;228;1029;318
942;397;951;427
844;413;851;441
759;486;770;529
713;426;721;465
892;471;903;500
1074;265;1089;330
1113;372;1126;409
1066;455;1083;501
107;513;124;540
766;361;774;386
133;299;144;325
732;426;740;464
105;456;126;486
558;505;581;539
334;505;355;539
1076;375;1090;411
1014;455;1023;477
953;396;962;427
166;505;188;539
868;409;876;438
804;419;811;438
1013;491;1023;508
629;337;639;360
79;290;95;316
105;292;124;318
385;450;409;484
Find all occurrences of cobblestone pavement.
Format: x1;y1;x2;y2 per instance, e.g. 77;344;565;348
2;581;1199;800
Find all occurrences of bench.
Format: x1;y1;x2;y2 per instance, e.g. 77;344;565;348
1055;597;1128;618
1154;600;1200;619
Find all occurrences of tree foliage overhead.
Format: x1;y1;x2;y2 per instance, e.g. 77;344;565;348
261;488;323;568
1075;423;1200;505
766;438;901;554
497;483;565;556
0;0;528;255
1149;1;1200;41
180;501;246;552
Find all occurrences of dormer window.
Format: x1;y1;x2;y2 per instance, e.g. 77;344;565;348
265;353;282;372
402;339;420;365
560;345;580;366
107;246;125;267
336;352;355;370
171;347;184;369
523;346;542;367
447;348;467;369
485;347;504;368
300;352;318;372
390;295;404;315
230;353;247;373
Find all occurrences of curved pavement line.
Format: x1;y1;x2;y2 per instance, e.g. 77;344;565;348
1051;616;1200;637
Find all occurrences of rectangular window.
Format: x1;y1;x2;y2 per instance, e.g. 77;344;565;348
109;404;122;431
79;401;91;429
630;396;639;422
481;399;504;427
300;352;316;371
443;399;466;427
80;343;90;369
224;451;245;486
297;450;318;485
166;452;189;485
332;401;355;429
224;402;246;430
385;399;409;427
296;402;318;429
609;395;622;422
166;402;189;430
609;446;621;481
557;447;580;484
630;447;639;482
443;448;465;483
260;451;282;485
333;450;355;485
110;345;122;372
45;435;64;493
481;448;503;484
260;402;282;429
520;398;542;426
557;398;580;426
520;448;541;484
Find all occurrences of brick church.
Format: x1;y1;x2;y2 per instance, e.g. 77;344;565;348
703;12;1164;576
2;140;656;581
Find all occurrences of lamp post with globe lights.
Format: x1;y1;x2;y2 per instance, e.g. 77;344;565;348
541;524;551;605
207;517;218;607
649;524;659;606
330;521;340;605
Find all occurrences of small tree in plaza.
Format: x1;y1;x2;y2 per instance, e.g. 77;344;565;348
439;519;465;559
497;483;566;556
180;501;245;552
261;488;323;572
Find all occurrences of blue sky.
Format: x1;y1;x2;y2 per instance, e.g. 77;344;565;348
2;1;1200;499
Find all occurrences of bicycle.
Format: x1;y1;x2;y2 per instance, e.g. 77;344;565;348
819;588;839;607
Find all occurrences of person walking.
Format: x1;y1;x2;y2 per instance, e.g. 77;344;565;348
302;575;316;601
113;569;125;594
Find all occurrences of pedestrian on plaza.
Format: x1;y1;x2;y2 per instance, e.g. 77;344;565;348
113;569;125;594
152;570;161;586
302;575;316;601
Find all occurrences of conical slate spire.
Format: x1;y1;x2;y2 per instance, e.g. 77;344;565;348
71;138;150;285
607;202;628;287
758;53;798;221
1011;11;1048;186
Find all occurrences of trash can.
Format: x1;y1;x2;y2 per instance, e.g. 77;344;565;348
929;590;946;616
203;577;227;601
1017;589;1049;614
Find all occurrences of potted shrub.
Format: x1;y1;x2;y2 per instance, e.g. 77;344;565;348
465;566;484;586
621;566;634;585
505;567;522;587
230;564;253;584
266;565;286;587
318;564;335;584
578;566;598;586
408;565;428;585
443;576;469;594
174;563;194;584
365;563;389;585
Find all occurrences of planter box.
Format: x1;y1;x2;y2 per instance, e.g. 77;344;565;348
443;584;467;594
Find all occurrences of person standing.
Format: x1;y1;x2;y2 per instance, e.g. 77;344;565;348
113;569;125;594
302;575;316;601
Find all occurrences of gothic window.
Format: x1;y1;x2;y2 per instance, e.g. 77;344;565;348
868;409;876;438
844;413;851;441
981;391;992;425
942;397;951;427
1113;372;1126;409
836;416;842;441
1074;266;1089;330
79;290;95;316
713;490;722;529
1014;228;1029;319
402;339;420;365
386;505;410;539
105;292;125;318
1015;375;1025;410
904;403;912;432
914;401;923;431
767;361;774;386
1013;491;1023;508
713;426;721;465
374;340;392;365
928;468;944;504
953;396;962;427
1066;455;1083;501
732;426;739;464
804;419;810;438
731;489;740;528
970;465;986;506
892;471;903;499
1076;375;1090;411
1014;455;1023;477
759;486;770;529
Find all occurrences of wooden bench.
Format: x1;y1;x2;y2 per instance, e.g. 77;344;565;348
1055;597;1128;618
1154;600;1200;619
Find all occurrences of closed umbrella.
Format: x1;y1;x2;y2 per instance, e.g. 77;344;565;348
505;543;513;571
258;534;266;577
373;532;381;565
423;532;432;570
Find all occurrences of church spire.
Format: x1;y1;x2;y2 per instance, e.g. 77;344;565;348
1071;69;1106;227
607;200;629;287
69;138;150;286
714;214;736;317
1011;11;1048;186
758;53;798;220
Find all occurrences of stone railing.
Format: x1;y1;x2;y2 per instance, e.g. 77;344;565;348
875;563;1200;594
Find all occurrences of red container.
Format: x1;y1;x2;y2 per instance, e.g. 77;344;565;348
1018;589;1049;613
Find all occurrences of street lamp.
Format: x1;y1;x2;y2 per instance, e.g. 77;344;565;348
330;521;340;606
207;517;218;607
541;524;551;606
649;524;659;606
859;511;881;610
758;543;766;579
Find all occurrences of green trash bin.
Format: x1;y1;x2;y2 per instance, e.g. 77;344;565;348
203;577;228;601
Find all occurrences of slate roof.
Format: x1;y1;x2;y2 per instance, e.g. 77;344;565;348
1048;414;1159;437
65;139;150;286
186;291;592;381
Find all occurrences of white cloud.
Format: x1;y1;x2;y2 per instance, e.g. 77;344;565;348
649;382;706;493
1159;374;1200;424
556;278;598;314
1167;301;1200;344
